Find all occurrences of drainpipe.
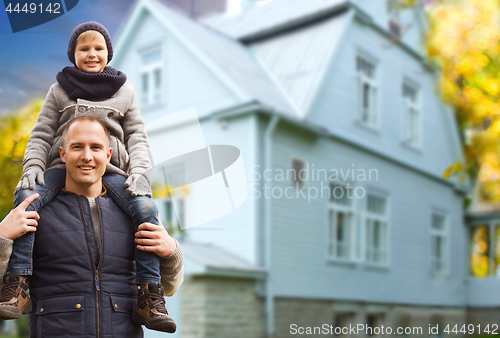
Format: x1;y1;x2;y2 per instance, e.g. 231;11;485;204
264;115;279;337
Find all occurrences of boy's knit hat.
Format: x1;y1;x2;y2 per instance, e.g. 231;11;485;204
67;21;113;65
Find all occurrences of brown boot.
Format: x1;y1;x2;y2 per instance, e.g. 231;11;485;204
131;282;176;333
0;272;32;320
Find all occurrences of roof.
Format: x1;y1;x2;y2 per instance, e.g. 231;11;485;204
150;0;352;118
151;0;298;118
201;0;348;40
466;200;500;219
179;240;267;279
250;9;351;117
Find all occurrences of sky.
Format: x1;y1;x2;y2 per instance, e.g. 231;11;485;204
0;0;137;115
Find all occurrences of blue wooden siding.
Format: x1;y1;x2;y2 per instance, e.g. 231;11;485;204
352;0;427;54
307;17;462;184
112;10;240;124
268;124;466;305
171;114;258;265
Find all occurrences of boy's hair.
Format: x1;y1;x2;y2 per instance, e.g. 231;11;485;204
61;116;111;149
76;30;107;46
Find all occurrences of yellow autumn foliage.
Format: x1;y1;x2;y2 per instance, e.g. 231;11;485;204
0;100;41;219
426;0;500;202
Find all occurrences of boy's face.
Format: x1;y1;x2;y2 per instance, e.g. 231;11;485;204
74;31;108;73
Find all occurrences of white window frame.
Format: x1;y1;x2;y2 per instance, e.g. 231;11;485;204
402;82;421;147
364;192;388;266
431;211;448;276
356;54;378;128
139;44;163;107
161;163;186;229
327;182;356;262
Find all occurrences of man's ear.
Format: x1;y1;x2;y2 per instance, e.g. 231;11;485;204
59;146;66;163
107;148;112;163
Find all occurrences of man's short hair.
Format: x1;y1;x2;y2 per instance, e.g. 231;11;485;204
61;116;111;149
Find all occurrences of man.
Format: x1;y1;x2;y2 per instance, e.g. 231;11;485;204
0;116;183;337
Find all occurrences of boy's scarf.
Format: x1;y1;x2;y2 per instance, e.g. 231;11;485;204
56;66;127;100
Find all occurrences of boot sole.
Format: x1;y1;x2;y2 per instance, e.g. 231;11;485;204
131;308;176;333
0;300;33;320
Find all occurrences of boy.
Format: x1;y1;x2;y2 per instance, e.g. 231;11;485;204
0;22;176;333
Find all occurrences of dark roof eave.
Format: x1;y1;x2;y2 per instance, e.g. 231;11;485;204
237;2;350;43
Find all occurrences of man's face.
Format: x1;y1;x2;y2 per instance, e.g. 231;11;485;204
59;120;111;196
74;31;108;73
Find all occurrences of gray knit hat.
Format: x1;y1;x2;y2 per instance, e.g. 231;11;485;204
67;22;113;65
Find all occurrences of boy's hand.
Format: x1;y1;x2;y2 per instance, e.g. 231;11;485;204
124;173;151;197
0;193;40;240
15;165;45;192
134;217;176;257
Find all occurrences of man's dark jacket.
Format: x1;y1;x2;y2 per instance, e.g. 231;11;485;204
28;192;143;338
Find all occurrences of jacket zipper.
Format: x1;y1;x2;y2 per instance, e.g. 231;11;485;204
95;198;104;338
95;269;100;338
78;196;102;338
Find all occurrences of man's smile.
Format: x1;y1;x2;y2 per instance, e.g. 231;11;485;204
78;165;94;171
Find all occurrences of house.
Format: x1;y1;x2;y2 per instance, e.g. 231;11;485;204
111;0;497;337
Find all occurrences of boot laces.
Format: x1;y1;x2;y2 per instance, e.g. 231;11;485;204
149;291;167;315
0;280;21;302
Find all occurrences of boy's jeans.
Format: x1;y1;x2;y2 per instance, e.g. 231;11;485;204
8;169;160;284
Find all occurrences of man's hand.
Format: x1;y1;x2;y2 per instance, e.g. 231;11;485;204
135;217;176;257
0;193;40;240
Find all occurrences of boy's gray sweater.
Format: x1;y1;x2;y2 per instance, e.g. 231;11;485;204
21;80;152;191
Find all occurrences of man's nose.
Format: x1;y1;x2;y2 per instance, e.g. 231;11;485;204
81;147;93;161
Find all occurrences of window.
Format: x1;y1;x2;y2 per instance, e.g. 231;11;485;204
387;0;402;39
402;82;420;146
365;193;388;264
161;163;186;231
470;224;491;277
328;183;355;261
356;55;378;127
431;213;447;275
334;313;354;337
366;314;384;336
164;199;184;229
291;159;305;188
139;46;163;106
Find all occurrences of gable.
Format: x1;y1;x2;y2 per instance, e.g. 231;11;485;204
250;9;352;118
305;16;465;184
113;0;296;120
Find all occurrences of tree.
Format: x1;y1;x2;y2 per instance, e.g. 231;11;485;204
425;0;500;202
0;100;41;219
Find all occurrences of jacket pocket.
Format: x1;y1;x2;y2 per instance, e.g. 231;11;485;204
109;135;130;171
109;294;141;336
35;293;85;338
